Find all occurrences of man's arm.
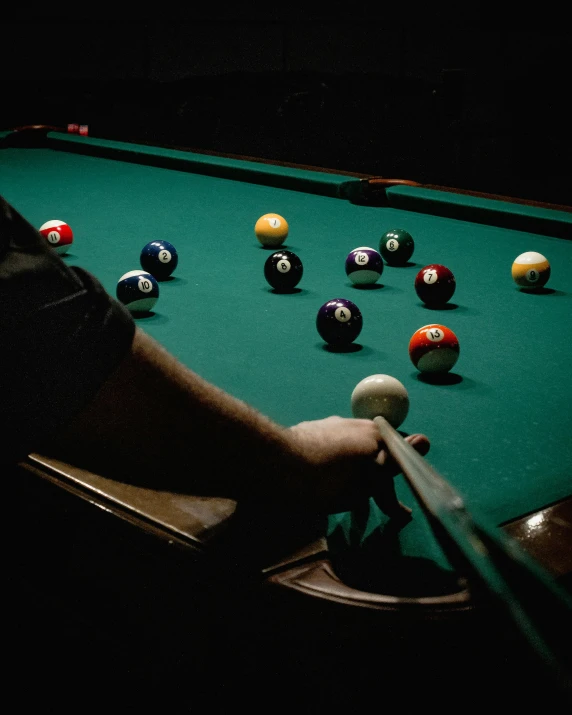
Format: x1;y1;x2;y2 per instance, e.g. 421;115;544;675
37;326;428;514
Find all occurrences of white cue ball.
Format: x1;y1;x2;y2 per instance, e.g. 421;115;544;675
351;374;410;428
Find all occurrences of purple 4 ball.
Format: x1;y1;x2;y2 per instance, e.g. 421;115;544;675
317;298;363;345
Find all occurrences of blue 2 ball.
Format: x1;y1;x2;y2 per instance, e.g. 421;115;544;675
140;240;179;280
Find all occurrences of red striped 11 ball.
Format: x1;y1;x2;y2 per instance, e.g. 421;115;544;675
409;324;459;373
39;220;74;254
116;270;159;313
345;246;384;285
264;249;303;291
414;264;456;305
316;298;363;346
379;228;415;266
511;252;550;289
140;240;179;280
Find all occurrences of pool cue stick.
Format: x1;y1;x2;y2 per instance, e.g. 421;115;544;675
373;415;572;692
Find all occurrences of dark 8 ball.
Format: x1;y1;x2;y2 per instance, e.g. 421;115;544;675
264;250;303;292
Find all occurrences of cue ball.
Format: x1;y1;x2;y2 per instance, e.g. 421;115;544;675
255;213;289;248
316;298;363;346
116;270;159;313
409;324;460;373
140;240;178;280
511;251;551;289
264;249;303;291
345;246;384;285
414;264;456;305
351;374;410;429
379;228;415;266
39;219;73;255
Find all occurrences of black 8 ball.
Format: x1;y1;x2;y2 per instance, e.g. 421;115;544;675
264;250;303;292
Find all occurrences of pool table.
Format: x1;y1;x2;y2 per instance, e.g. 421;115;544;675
2;127;571;704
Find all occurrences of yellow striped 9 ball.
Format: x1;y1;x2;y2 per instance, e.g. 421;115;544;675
511;252;550;289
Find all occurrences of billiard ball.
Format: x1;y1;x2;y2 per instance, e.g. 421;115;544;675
316;298;363;346
379;228;414;266
345;246;384;285
116;270;159;313
511;251;551;289
39;219;73;255
414;264;456;305
264;250;303;292
140;240;178;280
255;213;289;248
409;324;459;373
351;374;410;429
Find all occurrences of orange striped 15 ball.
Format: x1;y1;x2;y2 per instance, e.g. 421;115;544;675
511;251;550;289
409;324;460;373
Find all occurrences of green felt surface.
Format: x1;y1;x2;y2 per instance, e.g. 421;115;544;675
2;139;571;591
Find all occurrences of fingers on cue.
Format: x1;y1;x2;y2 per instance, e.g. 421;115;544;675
374;433;430;476
358;434;429;519
372;478;413;520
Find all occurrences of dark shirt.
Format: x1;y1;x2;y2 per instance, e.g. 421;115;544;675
0;195;135;464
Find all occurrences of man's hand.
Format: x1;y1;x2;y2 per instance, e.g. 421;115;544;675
287;416;430;515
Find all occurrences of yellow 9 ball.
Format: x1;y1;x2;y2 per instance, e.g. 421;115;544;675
511;251;551;289
255;213;289;248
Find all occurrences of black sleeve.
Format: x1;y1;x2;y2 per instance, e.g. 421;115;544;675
0;195;136;465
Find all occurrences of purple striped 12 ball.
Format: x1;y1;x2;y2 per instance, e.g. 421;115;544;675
316;298;363;346
345;246;384;285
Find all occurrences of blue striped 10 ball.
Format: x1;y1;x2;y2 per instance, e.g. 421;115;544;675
116;270;159;313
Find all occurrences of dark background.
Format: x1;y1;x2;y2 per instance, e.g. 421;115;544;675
3;21;571;708
1;22;570;206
